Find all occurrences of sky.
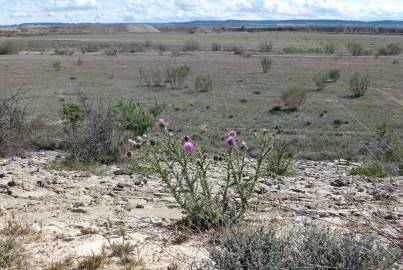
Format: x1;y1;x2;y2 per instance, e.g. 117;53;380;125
1;0;403;25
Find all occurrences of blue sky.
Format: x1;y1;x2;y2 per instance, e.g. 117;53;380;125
1;0;403;25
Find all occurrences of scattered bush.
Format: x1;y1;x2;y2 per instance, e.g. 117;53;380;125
259;41;273;52
328;69;341;81
266;137;296;176
52;61;61;70
283;47;299;54
377;43;402;56
104;48;118;56
392;59;399;64
350;163;387;178
0;94;29;157
195;74;213;92
0;41;19;55
313;72;328;90
323;42;335;54
133;130;272;229
149;98;167;118
281;87;306;111
54;49;74;56
80;43;99;53
165;65;190;90
347;41;364;56
260;57;272;73
349;72;370;97
183;40;199;51
129;44;145;53
231;46;246;55
138;68;163;87
115;99;154;136
62;103;85;131
211;42;221;51
210;225;400;270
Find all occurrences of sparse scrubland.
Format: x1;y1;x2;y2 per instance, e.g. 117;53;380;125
0;31;402;269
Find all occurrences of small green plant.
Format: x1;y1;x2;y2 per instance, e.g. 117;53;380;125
0;41;19;55
77;248;107;270
350;163;387;178
104;48;118;56
377;43;402;56
54;49;74;56
260;57;272;73
183;40;199;51
53;61;61;70
80;43;99;53
281;87;306;111
347;41;364;56
232;45;246;55
283;47;299;54
266;137;295;176
164;65;190;90
323;42;335;54
195;74;213;92
115;99;154;136
349;72;370;97
328;69;341;81
62;103;85;130
259;41;273;52
313;72;328;90
148;98;167;117
132;129;272;229
211;42;221;51
138;68;163;87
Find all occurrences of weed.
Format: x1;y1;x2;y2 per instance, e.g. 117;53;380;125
324;42;335;54
54;49;74;56
165;65;190;90
211;42;221;51
349;72;370;97
313;72;328;90
115;99;154;136
259;41;273;52
53;61;62;70
347;41;364;56
77;248;107;270
260;57;272;73
104;48;118;56
195;74;213;92
80;43;99;53
0;41;19;55
377;43;402;56
138;68;163;87
350;163;387;178
281;87;306;111
266;137;296;176
328;69;341;81
183;40;199;51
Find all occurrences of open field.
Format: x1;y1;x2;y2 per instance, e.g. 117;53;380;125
1;31;402;269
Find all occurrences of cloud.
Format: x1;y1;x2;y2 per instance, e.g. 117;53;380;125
45;0;97;11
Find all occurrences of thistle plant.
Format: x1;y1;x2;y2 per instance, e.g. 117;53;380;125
129;127;272;229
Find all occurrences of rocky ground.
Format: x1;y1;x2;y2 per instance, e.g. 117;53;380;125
0;151;402;269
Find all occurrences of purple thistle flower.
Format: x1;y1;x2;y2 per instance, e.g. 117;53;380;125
225;136;235;146
229;129;237;138
183;141;194;154
128;139;137;146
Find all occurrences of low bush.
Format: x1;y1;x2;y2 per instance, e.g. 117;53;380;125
80;43;99;53
138;68;164;87
0;94;29;157
149;98;167;118
52;61;61;70
347;41;364;56
54;49;74;56
211;42;221;51
104;48;118;56
0;41;19;55
115;99;154;136
313;72;328;90
195;74;213;92
350;163;387;178
259;41;273;52
281;87;306;111
377;43;402;56
62;103;86;131
165;65;190;90
260;57;272;73
349;72;370;97
183;40;199;51
323;42;335;54
210;225;400;270
283;47;299;54
131;129;272;229
328;69;341;81
231;46;246;55
266;137;296;176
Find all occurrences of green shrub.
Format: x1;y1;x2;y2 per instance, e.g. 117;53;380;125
138;68;163;87
211;42;221;51
266;137;295;176
148;98;167;117
133;130;272;229
328;69;341;81
183;40;199;51
52;61;61;70
104;48;118;56
377;43;402;56
62;103;85;130
165;65;190;90
115;99;154;136
281;87;306;111
80;43;99;53
232;46;246;55
195;74;213;92
260;57;272;73
350;163;387;178
349;72;370;97
0;41;19;55
323;42;335;54
259;41;273;52
283;47;299;54
347;41;364;56
54;49;74;56
313;72;328;90
210;225;400;270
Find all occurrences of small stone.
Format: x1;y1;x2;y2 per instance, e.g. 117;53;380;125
71;208;89;214
7;181;17;187
330;179;348;187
